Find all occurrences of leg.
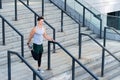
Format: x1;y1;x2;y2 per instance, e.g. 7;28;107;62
37;53;43;69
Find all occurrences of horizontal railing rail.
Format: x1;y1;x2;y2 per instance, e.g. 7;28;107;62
0;15;24;57
48;41;99;80
16;0;56;52
80;33;120;77
7;50;44;80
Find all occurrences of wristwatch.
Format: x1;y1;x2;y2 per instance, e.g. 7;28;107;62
27;43;29;45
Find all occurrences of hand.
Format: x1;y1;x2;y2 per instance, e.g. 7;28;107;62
51;38;55;42
27;43;32;50
27;43;29;45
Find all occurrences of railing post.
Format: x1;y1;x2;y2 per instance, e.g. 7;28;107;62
33;72;36;80
2;18;5;45
53;30;56;53
78;24;81;59
48;41;51;70
34;14;37;26
27;0;29;6
21;35;24;58
61;10;63;32
101;27;106;77
64;0;66;11
15;0;18;21
83;7;85;27
49;0;52;3
103;27;107;50
8;51;11;80
0;0;2;9
72;59;75;80
42;0;44;16
100;19;102;39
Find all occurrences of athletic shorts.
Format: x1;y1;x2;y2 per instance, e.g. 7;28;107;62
33;43;43;54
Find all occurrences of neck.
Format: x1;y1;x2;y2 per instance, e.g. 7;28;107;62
38;24;42;28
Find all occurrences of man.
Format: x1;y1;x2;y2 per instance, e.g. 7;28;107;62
27;16;54;72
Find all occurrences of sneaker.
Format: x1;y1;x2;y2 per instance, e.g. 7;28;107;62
37;69;44;73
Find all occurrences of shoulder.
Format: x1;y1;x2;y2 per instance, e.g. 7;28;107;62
31;27;37;32
42;26;46;31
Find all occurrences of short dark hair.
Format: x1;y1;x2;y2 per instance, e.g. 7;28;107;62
37;16;44;21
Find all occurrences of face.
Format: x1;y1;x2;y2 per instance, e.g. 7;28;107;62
38;19;44;25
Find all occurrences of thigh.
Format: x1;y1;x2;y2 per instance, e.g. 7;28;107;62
33;44;43;54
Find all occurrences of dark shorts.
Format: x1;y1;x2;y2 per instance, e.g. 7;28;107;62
33;43;43;54
31;43;43;60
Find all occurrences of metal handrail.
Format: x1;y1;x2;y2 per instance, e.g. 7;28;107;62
17;0;56;52
104;27;120;50
7;50;44;80
80;33;120;77
103;27;120;47
74;0;102;38
48;41;99;80
49;0;81;24
50;0;102;38
49;0;81;33
49;0;82;58
103;27;120;76
0;15;24;57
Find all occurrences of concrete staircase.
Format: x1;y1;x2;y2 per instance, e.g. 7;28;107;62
0;39;120;80
0;0;120;80
0;0;96;64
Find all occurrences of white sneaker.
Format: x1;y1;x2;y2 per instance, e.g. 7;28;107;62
37;69;44;73
40;69;44;73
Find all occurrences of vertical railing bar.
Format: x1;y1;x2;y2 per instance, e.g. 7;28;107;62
2;18;5;45
83;7;85;27
27;0;29;6
42;0;44;16
15;0;18;21
21;35;24;57
34;14;37;26
101;45;105;77
72;59;75;80
61;10;63;32
8;51;11;80
0;0;2;9
53;29;56;53
101;27;106;77
48;41;51;70
33;72;36;80
78;24;81;59
100;19;102;38
64;0;66;11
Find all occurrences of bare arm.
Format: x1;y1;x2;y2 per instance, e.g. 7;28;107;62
27;27;36;45
43;28;54;41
